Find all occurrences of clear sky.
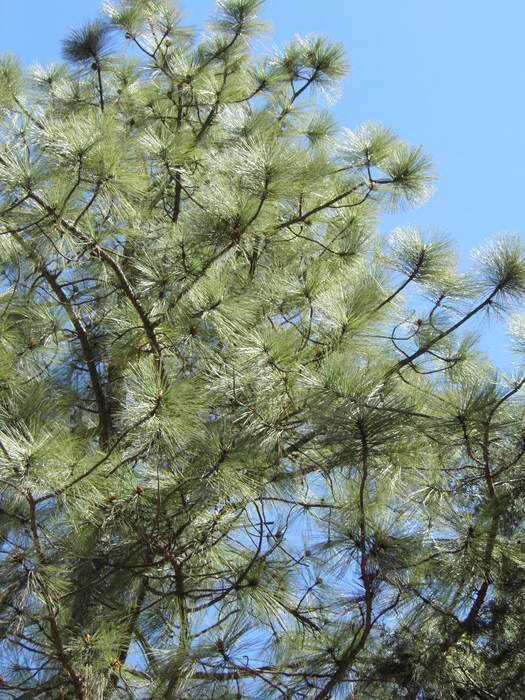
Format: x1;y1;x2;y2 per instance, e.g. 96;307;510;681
1;0;522;366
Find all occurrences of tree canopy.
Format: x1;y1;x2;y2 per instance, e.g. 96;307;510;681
1;1;525;698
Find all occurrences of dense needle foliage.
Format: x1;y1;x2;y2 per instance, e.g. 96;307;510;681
1;1;525;698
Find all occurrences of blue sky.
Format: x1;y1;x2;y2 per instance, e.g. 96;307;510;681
1;0;522;366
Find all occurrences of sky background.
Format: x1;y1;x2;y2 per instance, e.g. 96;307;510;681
0;0;523;367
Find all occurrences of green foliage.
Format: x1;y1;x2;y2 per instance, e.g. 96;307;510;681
61;20;113;66
0;1;524;698
0;53;23;108
211;0;267;36
475;233;525;301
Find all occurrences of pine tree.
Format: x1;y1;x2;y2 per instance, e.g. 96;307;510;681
0;1;525;698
